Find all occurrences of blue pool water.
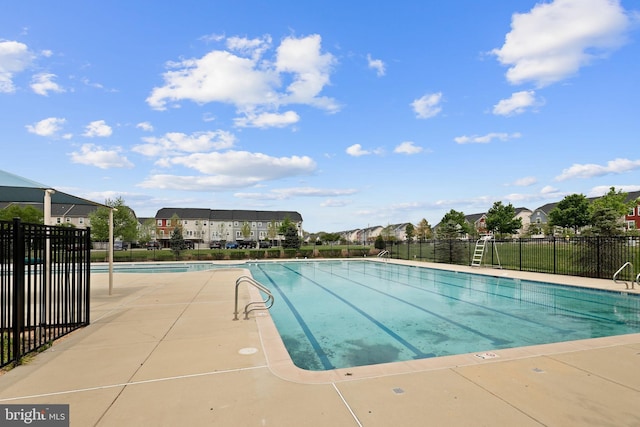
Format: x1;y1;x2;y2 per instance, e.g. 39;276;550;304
244;261;640;371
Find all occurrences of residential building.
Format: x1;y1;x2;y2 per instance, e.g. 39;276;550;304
154;208;303;246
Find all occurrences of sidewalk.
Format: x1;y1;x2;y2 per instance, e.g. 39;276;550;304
1;266;639;426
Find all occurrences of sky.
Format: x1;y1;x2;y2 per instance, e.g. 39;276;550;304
1;0;639;233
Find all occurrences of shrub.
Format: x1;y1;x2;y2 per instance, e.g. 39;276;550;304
266;249;281;258
229;251;247;260
283;249;297;258
317;248;343;258
248;250;264;259
298;249;314;258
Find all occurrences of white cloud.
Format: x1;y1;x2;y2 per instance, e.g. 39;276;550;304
454;132;521;144
25;117;66;137
320;199;350;208
234;110;300;128
493;90;542;116
367;54;386;76
147;34;338;122
136;121;154;132
0;40;34;93
275;34;338;111
83;120;112;137
138;151;316;190
513;176;537;186
226;35;272;61
555;158;640;181
589;184;640;197
30;73;64;96
492;0;632;87
541;185;560;195
69;143;133;169
394;141;423;155
235;187;357;200
411;92;442;119
133;130;236;157
346;144;370;157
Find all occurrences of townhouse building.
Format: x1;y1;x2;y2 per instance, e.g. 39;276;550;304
153;208;303;247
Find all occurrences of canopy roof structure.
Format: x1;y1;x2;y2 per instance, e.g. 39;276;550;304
0;169;105;207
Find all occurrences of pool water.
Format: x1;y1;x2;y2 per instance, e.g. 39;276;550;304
245;261;640;371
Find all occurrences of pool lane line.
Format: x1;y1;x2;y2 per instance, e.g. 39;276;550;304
303;264;512;348
360;262;640;328
256;264;335;371
321;263;574;334
349;262;638;330
366;261;640;319
277;264;436;359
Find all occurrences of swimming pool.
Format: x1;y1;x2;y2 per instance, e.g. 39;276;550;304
244;260;640;371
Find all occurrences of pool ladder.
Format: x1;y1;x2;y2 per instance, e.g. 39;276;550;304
613;262;638;290
234;275;274;320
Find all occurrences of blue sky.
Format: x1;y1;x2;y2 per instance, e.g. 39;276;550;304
1;0;639;232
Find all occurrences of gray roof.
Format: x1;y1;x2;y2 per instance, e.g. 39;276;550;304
155;208;302;222
0;169;105;207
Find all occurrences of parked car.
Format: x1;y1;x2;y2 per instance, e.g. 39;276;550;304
146;241;160;250
184;241;195;249
259;241;271;248
237;241;255;249
209;241;222;249
225;242;239;249
114;241;127;251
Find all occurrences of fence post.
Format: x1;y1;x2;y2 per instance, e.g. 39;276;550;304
11;218;25;364
553;237;557;274
84;227;91;325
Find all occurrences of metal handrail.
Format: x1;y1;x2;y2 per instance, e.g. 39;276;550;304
234;275;274;320
613;262;634;290
377;250;389;257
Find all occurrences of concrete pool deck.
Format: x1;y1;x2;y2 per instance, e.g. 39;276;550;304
0;260;639;426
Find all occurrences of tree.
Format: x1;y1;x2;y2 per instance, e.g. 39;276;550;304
88;197;138;242
267;220;278;244
138;218;156;245
485;201;523;238
588;187;634;236
279;217;301;249
241;221;251;241
548;194;590;234
320;232;341;245
0;205;43;223
415;218;432;241
170;226;186;255
436;210;469;239
405;223;415;242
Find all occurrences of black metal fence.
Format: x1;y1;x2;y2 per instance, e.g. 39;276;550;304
1;218;91;368
387;236;640;281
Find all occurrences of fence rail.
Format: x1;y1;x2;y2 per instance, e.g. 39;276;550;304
387;236;640;281
1;218;91;368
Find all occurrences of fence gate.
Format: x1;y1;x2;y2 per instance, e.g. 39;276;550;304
1;218;91;368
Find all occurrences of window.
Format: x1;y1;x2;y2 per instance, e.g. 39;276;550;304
66;217;70;223
157;220;162;226
252;222;256;228
258;222;262;227
56;218;61;224
629;207;636;216
236;231;241;237
184;220;188;225
234;221;238;226
79;218;84;224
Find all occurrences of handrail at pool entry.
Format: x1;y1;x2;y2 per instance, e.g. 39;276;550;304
234;275;274;320
377;250;389;259
613;262;635;289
